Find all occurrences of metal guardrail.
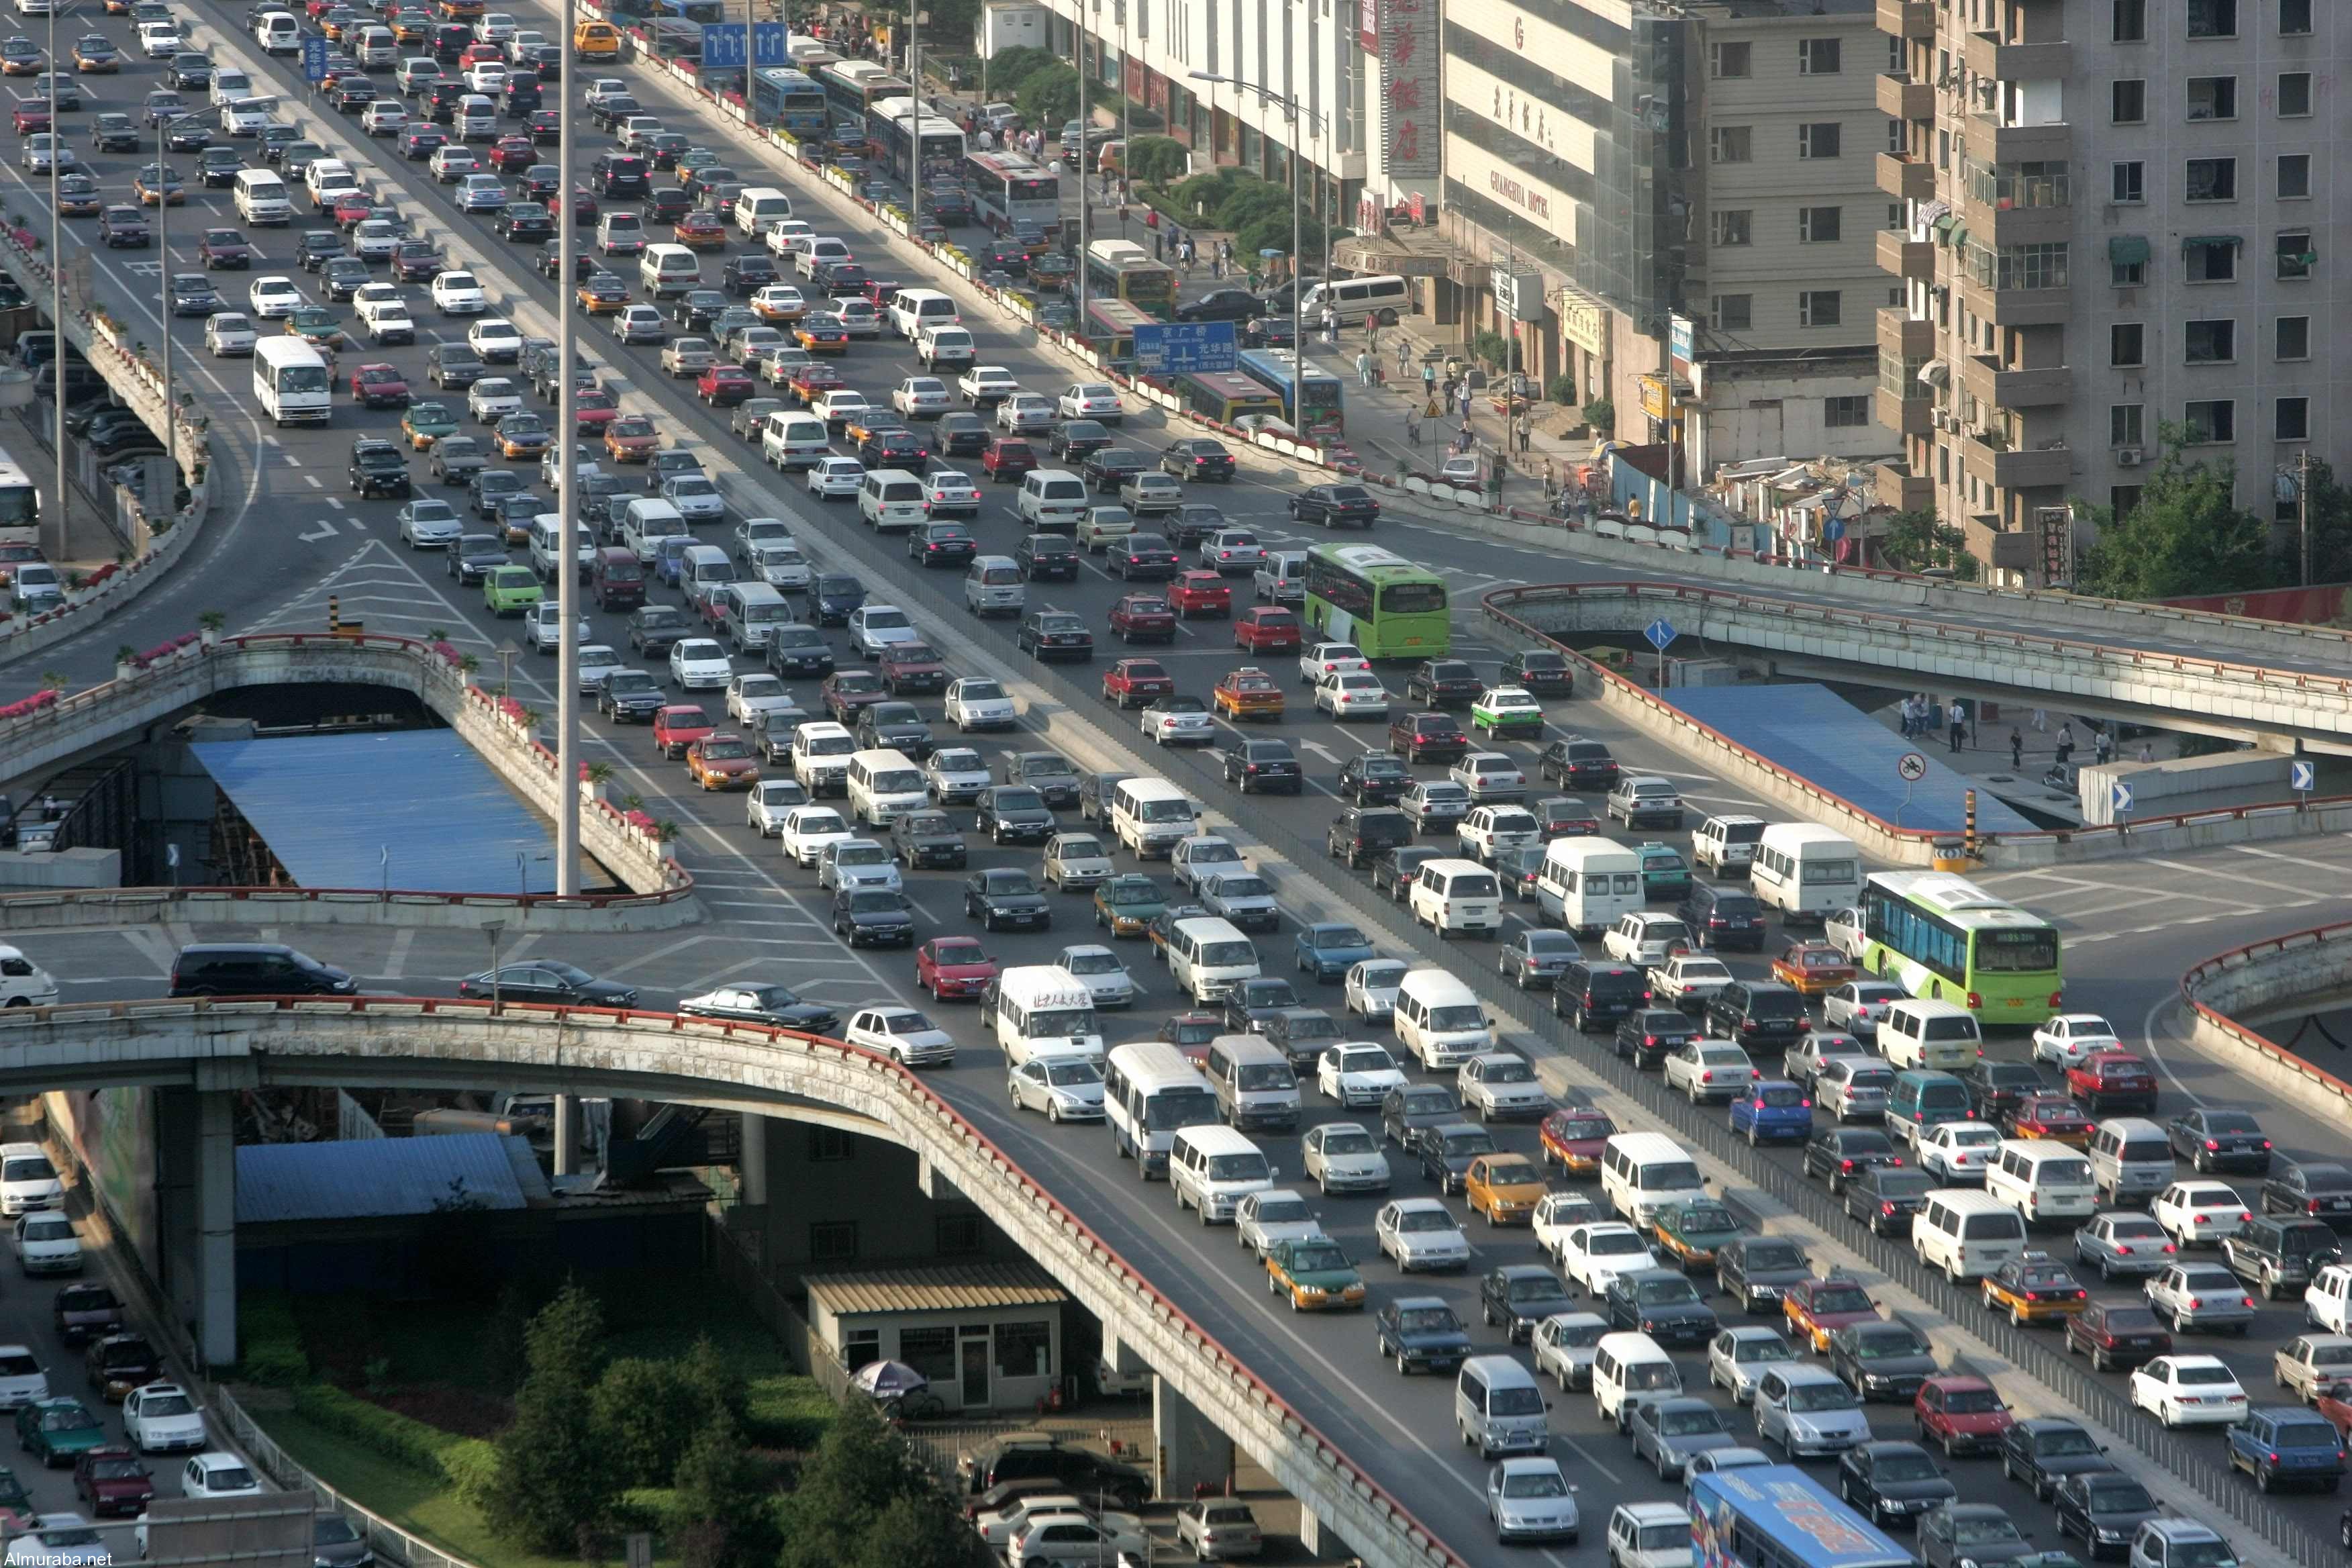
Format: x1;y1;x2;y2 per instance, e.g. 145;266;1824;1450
2179;922;2352;1115
215;1391;481;1568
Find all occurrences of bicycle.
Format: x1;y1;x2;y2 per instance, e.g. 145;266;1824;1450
881;1389;947;1422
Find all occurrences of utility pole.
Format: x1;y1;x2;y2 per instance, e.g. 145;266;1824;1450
45;4;64;561
1073;0;1089;330
554;0;581;897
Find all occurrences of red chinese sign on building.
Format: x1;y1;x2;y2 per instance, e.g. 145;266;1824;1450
1376;0;1438;179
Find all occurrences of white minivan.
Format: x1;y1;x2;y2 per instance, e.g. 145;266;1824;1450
1016;469;1089;531
1983;1138;2098;1226
1535;839;1643;934
1591;1331;1681;1432
1912;1188;2029;1281
1749;824;1862;920
856;469;927;531
1408;857;1503;938
1109;777;1198;859
734;186;793;235
640;242;701;296
1169;1125;1276;1224
0;946;58;1008
760;409;830;471
1879;998;1982;1071
232;168;290;224
1165;916;1261;1003
846;747;926;826
1599;1131;1708;1226
1392;971;1492;1069
1297;273;1410;328
887;287;959;340
1456;1354;1550;1459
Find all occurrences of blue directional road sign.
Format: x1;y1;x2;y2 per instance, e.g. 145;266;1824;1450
1643;618;1677;651
2292;759;2316;792
751;21;791;64
1130;321;1237;375
301;36;329;83
701;23;748;66
2111;780;2133;815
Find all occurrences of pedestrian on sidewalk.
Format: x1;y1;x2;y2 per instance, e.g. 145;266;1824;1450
2094;728;2113;766
1210;254;1223;281
2055;723;2075;769
1541;458;1556;499
2031;707;2047;734
1948;704;1967;754
1396;339;1410;378
2139;742;2155;763
1457;387;1472;424
2009;728;2024;769
1355;349;1373;387
1514;408;1532;452
1404;410;1419;446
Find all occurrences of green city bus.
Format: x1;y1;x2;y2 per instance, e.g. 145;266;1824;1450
1302;544;1450;660
1858;871;2064;1025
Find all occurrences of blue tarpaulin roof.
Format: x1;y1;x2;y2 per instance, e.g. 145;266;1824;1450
192;731;560;894
1662;683;2039;835
236;1133;550;1224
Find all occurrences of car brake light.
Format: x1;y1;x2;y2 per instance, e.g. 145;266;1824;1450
2240;1211;2253;1222
2162;1241;2175;1253
2261;1140;2273;1150
1841;1158;1855;1172
1881;1201;1898;1215
2196;1215;2210;1224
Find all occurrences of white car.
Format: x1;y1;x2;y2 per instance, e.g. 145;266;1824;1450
1375;1197;1471;1272
923;470;981;515
960;365;1018;403
1663;1040;1757;1103
1201;530;1265;573
2032;1014;2123;1068
428;146;480;181
1044;835;1116;892
1554;1222;1663;1293
473;12;516;41
179;1451;260;1500
0;1344;44;1408
1171;835;1245;893
1317;1042;1406;1109
1346;959;1408;1021
1487;1457;1579;1545
121;1383;206;1454
1301;1122;1390;1194
1008;1057;1106;1121
735;516;791;555
7;1516;106;1568
246;276;301;317
748;543;812;589
944;677;1016;731
727;674;795;724
138;21;183;54
848;605;919;658
467;317;523;361
397;499;464;549
779;805;854;868
667;638;733;690
429;268;487;313
751;283;804;317
204;313;257;356
361;101;409;134
1313;669;1391;720
1055;943;1135;1008
810;389;869;426
2151;1180;2252;1248
997;393;1055;431
1451;751;1528;801
891;376;950;418
467;378;522;423
614;304;666;343
1603;912;1694;968
924;746;993;804
9;1214;77;1275
1532;1191;1608;1262
504;28;544;60
1707;1325;1798;1404
1006;1516;1146;1568
1457;1052;1551;1120
764;219;814;257
816;839;901;893
1820;980;1904;1036
1823;906;1868;960
2128;1355;2248;1428
574;645;624;694
663;476;724;524
522;602;589;655
1532;1310;1612;1391
1057;383;1122;422
350;219;400;258
746;779;803;836
842;1004;954;1066
463;62;507;93
1236;1189;1325;1257
806;456;865;498
1916;1121;2001;1182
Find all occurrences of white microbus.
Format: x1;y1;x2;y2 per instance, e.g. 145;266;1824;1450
1102;1041;1220;1178
1749;824;1863;920
251;338;331;426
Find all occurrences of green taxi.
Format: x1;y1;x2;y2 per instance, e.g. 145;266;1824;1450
1651;1199;1743;1270
15;1398;107;1467
1265;1238;1367;1312
483;565;543;616
1469;685;1545;737
401;400;459;448
1636;841;1693;899
1092;873;1166;938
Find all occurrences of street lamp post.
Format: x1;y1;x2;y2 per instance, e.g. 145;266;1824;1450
44;9;68;560
1187;72;1321;387
555;0;580;896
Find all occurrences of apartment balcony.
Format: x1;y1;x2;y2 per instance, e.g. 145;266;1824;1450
1876;73;1933;121
1877;307;1935;358
1875;463;1934;513
1968;432;2071;488
1963;31;2072;83
1963;112;2070;166
1875;386;1934;436
1962;278;2071;330
1875;152;1935;203
1876;0;1933;38
1960;191;2070;248
1961;354;2072;408
1875;228;1934;282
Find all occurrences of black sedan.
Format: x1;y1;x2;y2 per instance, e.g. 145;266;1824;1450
1162;438;1236;481
676;981;839;1032
1016;611;1094;663
673;289;728;329
166;275;221;316
722;255;779;295
295;230;346;270
908;522;976;567
1049;419;1112;460
495;201;554;241
1172;287;1263;323
1375;1296;1470;1375
1835;1440;1957;1530
454;961;638;1008
1381;1084;1462;1153
1291;484;1381;528
928;411;990;458
1826;1320;1937;1402
2051;1473;2160;1560
1222;738;1302;794
975;787;1056;846
1220;977;1301;1033
963;865;1051;927
1416;1122;1496;1194
888;809;967;870
1502;647;1576;695
1600;1267;1719;1346
1480;1264;1574;1344
626;604;691;655
2167;1107;2272;1173
444;532;509;585
1081;446;1147;493
858;429;928;471
832;887;914;946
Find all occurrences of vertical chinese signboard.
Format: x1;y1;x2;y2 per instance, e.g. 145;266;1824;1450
1375;0;1439;179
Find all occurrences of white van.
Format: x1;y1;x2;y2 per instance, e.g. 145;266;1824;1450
718;581;791;650
1983;1138;2098;1226
1408;857;1504;938
1749;824;1863;920
640;243;701;297
0;946;58;1008
846;747;927;826
1691;814;1767;878
253;11;299;51
1165;916;1261;1003
1170;1125;1277;1224
1591;1331;1681;1432
917;324;975;369
1298;273;1410;328
352;25;395;65
1205;1034;1301;1132
1392;971;1491;1069
987;966;1106;1064
856;469;926;531
963;554;1026;618
250;338;330;426
1599;1132;1708;1226
1879;999;1982;1071
1912;1188;2028;1281
759;409;830;470
679;543;736;616
2087;1118;2175;1206
527;513;591;582
1456;1354;1550;1459
790;720;856;795
887;287;959;340
303;158;355;206
1104;1042;1219;1177
1017;470;1089;531
620;498;690;562
232;168;291;224
1109;777;1198;859
1535;839;1644;934
454;94;496;139
734;186;793;235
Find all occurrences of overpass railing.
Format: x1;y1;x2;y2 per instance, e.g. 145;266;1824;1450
2180;921;2352;1122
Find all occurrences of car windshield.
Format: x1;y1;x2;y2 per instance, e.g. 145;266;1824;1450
1659;1407;1726;1436
1636;1277;1700;1306
2175;1364;2236;1387
2172;1545;2236;1568
1320;1128;1375;1155
1063;950;1120;975
1787;1381;1858;1413
1396;1210;1455;1234
1501;1470;1567;1498
1951;1518;2024;1547
1288;1244;1347;1272
1810;1285;1872;1315
2084;1480;2155;1512
1588;1231;1647;1257
2037;1427;2099;1454
1855;1330;1926;1359
44;1406;99;1432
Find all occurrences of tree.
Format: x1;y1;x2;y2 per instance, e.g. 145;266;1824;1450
2073;428;2276;600
591;1357;699;1488
1875;507;1981;581
1124;136;1188;183
479;1283;619;1553
670;1413;778;1568
853;1491;977;1568
2288;458;2352;586
1014;62;1079;128
776;1399;930;1568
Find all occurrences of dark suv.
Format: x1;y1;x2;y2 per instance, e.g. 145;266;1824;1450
1705;981;1811;1046
2219;1215;2341;1299
1328;805;1413;867
1677;882;1767;952
1405;660;1482;706
346;438;410;499
957;1435;1149;1508
1554;961;1649;1032
168;943;357;998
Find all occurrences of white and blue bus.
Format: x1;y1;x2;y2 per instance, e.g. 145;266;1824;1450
865;95;965;185
1689;1465;1912;1568
0;446;39;550
750;66;829;137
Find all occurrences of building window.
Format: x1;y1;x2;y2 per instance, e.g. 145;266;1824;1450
897;1325;957;1386
2111;161;2145;203
2112;250;2147;287
2185;158;2237;201
1710;40;1751;77
2280;0;2311;34
2186;76;2237;119
936;1213;984;1256
1887;117;1906;154
1824;395;1868;428
840;1328;881;1371
1886;203;1906;230
993;1320;1052;1379
2111;487;2143;517
1798;207;1842;242
2277;315;2310;360
1888;34;1905;70
2184;318;2237;362
1798;38;1841;73
1798;122;1841;159
1798;291;1842;327
2183;399;2236;442
1710;126;1752;163
2277;72;2312;115
2279;154;2312;199
2184;236;2240;281
2114;0;2147;39
808;1126;851;1161
2111;405;2145;447
2277;397;2310;441
1710;295;1752;330
2110;323;2145;366
809;1220;859;1262
2112;80;2146;123
2276;230;2315;279
1971;241;2071;291
1710;209;1753;246
2187;0;2237;36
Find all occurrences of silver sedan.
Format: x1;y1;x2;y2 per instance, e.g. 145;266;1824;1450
1006;1055;1105;1122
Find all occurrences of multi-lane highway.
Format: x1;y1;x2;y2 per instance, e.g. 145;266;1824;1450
7;4;2352;1566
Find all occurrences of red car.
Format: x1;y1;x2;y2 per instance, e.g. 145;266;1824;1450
572;385;620;431
673;211;727;249
198;230;253;268
11;105;50;136
73;1449;152;1518
1157;1010;1221;1065
915;936;999;1000
2066;1049;2157;1116
604;415;658;462
1783;1273;1883;1353
981;436;1038;481
878;641;946;693
1912;1375;2014;1456
348;362;410;407
820;669;888;721
1167;571;1232;618
1101;656;1175;708
331;191;379;229
547;187;599;224
1108;594;1176;644
487;135;536;172
1538;1106;1617;1177
860;277;903;307
1233;605;1303;653
652;705;714;759
459;41;501;64
697;363;755;406
787;365;845;405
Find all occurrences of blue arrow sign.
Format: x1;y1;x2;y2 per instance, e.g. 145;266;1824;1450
1130;322;1237;375
701;22;748;66
301;36;329;83
2292;759;2316;792
1643;618;1677;651
751;21;791;64
2111;780;2133;814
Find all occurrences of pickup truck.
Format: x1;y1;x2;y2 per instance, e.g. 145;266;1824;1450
1651;953;1734;1013
356;292;415;344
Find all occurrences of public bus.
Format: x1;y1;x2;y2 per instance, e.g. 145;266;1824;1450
814;59;908;129
963;149;1059;235
1101;1042;1218;1179
1236;348;1344;438
1858;871;2064;1024
750;66;830;137
1172;370;1283;427
1082;238;1178;315
863;96;965;185
1079;298;1159;373
0;446;38;551
1691;1465;1912;1568
1302;543;1450;659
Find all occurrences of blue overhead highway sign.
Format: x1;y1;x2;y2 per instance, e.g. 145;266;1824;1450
302;36;328;82
1131;322;1237;375
752;21;791;63
701;23;748;66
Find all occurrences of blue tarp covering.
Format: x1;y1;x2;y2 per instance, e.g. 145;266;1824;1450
192;731;560;893
1663;683;2039;834
237;1133;549;1224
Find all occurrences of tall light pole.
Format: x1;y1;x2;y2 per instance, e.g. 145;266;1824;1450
1188;72;1320;385
44;10;65;560
554;0;580;897
1073;0;1089;332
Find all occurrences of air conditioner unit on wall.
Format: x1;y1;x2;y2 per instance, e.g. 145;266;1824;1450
2117;447;2143;466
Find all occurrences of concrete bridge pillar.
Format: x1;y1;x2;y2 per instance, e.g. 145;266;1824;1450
1152;1375;1232;1502
195;1087;236;1370
737;1112;769;1205
552;1096;578;1177
1297;1505;1351;1562
155;1087;200;1337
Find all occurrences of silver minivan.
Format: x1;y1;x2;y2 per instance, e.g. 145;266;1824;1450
2088;1117;2175;1205
1457;1354;1550;1459
1205;1034;1301;1132
964;554;1026;617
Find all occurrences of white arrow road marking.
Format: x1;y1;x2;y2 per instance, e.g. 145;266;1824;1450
298;518;338;541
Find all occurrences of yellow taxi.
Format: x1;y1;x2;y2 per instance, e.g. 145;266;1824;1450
1263;1238;1367;1312
1978;1254;2088;1324
840;411;896;448
1463;1154;1548;1226
1211;666;1284;721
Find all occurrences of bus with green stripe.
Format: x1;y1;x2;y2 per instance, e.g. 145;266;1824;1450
1301;544;1449;660
1857;871;2063;1026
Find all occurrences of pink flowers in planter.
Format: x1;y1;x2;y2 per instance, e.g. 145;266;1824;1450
0;690;58;723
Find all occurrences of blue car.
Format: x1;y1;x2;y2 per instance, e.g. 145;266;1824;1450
2224;1407;2347;1493
1728;1079;1815;1144
1295;921;1375;982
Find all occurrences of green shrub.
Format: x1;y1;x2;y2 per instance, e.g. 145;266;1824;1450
438;1434;504;1512
979;46;1058;95
291;1383;461;1479
592;1358;700;1489
237;1294;310;1387
744;1375;836;1451
1123;136;1187;182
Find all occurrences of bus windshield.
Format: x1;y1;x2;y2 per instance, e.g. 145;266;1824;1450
277;366;329;393
1142;1086;1219;1132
